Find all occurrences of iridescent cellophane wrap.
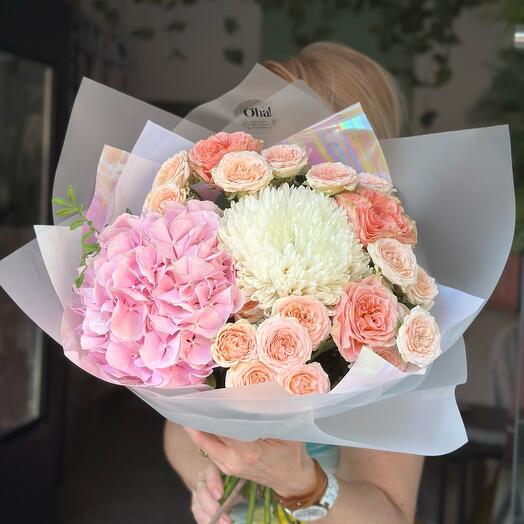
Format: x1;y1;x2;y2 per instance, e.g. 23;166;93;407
282;103;390;180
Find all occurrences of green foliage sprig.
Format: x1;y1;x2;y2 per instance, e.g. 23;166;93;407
52;185;101;287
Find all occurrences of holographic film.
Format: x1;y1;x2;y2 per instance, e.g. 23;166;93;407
282;103;390;179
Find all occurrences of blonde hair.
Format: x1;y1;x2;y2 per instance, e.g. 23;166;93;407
263;42;405;139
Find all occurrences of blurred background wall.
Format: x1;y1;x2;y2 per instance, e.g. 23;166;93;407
0;1;523;523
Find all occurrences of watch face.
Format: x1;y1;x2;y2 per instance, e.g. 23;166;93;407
292;506;329;521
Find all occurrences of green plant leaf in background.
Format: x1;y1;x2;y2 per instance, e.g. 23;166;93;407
513;187;524;253
166;20;186;32
171;48;187;60
503;0;524;23
224;16;239;34
433;64;452;87
131;26;155;39
223;47;244;65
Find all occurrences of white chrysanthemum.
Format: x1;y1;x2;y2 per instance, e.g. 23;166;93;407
219;184;370;312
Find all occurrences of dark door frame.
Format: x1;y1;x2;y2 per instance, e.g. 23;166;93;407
0;1;71;521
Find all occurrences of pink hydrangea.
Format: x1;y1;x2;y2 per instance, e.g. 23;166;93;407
63;200;242;387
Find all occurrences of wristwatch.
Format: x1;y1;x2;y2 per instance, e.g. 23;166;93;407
278;460;339;522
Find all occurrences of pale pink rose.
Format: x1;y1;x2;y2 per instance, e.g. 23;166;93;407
235;300;265;323
272;295;330;348
211;151;273;194
152;151;190;189
64;203;243;388
211;319;257;367
189;131;263;184
280;362;330;395
372;346;408;372
397;306;441;367
256;316;312;373
225;360;277;388
357;172;394;193
306;162;358;195
367;238;417;287
143;184;186;214
332;276;399;362
261;144;308;179
335;188;417;246
403;266;438;309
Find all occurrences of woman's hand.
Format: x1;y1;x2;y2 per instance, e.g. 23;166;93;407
192;462;232;524
185;428;317;498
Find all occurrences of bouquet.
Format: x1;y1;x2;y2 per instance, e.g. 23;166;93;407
0;66;514;523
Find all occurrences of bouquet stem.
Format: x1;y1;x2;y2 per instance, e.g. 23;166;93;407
209;477;246;524
246;481;257;523
264;485;272;524
210;477;301;524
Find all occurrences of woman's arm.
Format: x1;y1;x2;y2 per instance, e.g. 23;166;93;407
165;422;233;524
164;421;211;490
324;447;423;523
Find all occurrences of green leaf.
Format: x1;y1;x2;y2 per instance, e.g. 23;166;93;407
223;17;239;34
215;192;230;211
223;48;244;65
52;196;70;207
504;0;524;23
131;26;155;39
171;48;187;61
166;20;186;32
75;272;85;288
67;185;77;204
225;191;238;201
69;218;85;231
55;208;77;217
432;53;447;65
419;109;438;129
81;231;94;243
312;24;332;40
105;8;120;26
433;65;452;87
293;33;312;48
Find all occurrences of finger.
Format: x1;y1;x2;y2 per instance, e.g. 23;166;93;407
191;495;209;524
205;463;224;500
196;483;221;516
186;429;233;464
192;494;230;524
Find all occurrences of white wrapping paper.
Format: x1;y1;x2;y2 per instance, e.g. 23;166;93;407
0;68;515;455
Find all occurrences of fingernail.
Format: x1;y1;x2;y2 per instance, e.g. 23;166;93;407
219;517;229;524
211;487;222;499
